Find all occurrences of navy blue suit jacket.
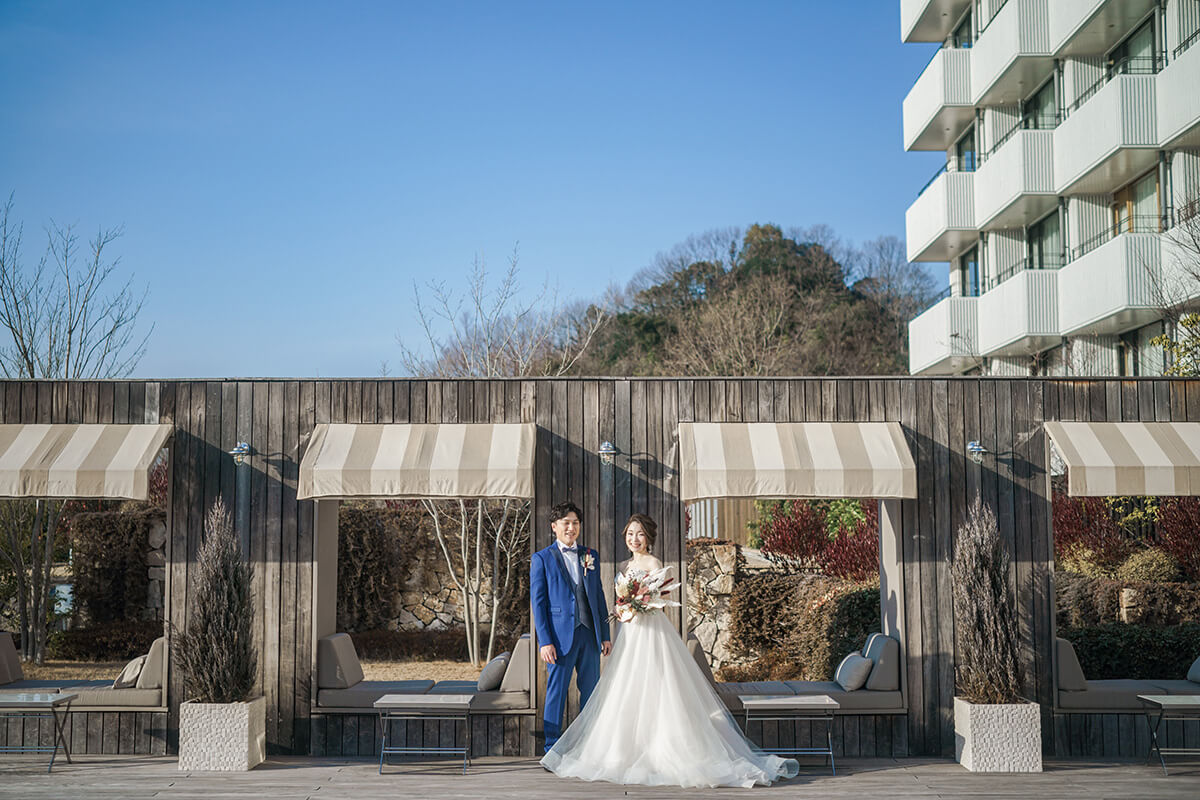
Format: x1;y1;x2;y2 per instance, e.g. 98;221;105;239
530;543;610;655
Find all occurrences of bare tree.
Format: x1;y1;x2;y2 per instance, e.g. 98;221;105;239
852;235;939;342
398;247;607;378
1151;190;1200;375
0;197;152;663
423;498;531;665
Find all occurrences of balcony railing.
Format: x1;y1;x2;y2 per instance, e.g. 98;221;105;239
917;158;976;198
984;256;1064;292
1072;215;1162;260
981;114;1060;163
912;285;953;320
1067;54;1163;116
1177;26;1200;59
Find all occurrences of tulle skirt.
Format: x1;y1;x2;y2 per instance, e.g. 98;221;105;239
540;610;799;788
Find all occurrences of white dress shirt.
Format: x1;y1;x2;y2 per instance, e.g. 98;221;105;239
559;543;581;584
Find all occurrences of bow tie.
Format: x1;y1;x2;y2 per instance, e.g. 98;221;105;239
560;546;579;553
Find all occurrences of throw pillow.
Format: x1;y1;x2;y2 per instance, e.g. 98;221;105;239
834;653;874;692
477;652;511;691
113;654;147;689
1188;654;1200;685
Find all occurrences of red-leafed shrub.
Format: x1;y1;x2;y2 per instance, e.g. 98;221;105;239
759;500;828;569
819;502;879;581
1052;492;1134;576
1155;497;1200;581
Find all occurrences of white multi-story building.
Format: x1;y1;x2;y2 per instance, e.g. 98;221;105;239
903;0;1200;376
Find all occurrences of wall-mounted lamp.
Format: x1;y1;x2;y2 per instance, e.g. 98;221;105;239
229;441;252;465
599;441;620;466
966;440;990;465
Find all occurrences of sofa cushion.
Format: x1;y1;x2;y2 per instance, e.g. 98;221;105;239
317;679;433;709
686;633;717;686
113;655;147;689
714;681;795;713
1055;638;1088;692
62;685;162;707
1189;655;1200;685
1058;679;1166;711
136;636;167;690
835;654;873;692
1148;680;1200;695
784;681;905;711
499;634;531;693
864;635;900;691
477;653;510;692
469;691;530;712
862;633;883;657
317;633;365;689
0;632;23;684
3;679;83;692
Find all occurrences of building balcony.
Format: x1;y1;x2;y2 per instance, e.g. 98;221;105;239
1049;0;1158;57
1054;73;1157;195
903;47;973;151
970;0;1054;106
901;0;972;43
1158;33;1200;149
974;128;1056;230
906;167;976;262
908;294;979;375
1058;231;1162;336
978;264;1060;355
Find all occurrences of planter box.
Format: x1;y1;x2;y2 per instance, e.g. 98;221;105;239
179;696;266;771
954;696;1042;772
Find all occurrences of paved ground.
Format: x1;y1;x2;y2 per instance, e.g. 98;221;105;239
1;755;1197;799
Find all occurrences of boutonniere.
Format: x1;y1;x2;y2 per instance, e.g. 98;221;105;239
580;551;596;573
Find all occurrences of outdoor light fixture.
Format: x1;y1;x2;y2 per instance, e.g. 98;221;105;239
966;440;990;465
599;441;620;466
229;441;252;465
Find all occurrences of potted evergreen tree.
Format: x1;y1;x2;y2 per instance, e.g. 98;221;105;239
951;498;1042;772
174;498;264;771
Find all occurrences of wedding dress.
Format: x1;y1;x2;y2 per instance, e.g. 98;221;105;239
540;568;800;788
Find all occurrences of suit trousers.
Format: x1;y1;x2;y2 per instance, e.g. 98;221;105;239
542;623;600;753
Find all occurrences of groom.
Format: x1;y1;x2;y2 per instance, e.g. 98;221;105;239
530;500;611;754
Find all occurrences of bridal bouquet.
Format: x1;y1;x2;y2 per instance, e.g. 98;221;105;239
609;566;681;623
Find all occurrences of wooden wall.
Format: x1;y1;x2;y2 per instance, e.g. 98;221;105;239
3;377;1198;759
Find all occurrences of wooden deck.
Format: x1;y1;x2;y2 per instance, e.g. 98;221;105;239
0;756;1197;799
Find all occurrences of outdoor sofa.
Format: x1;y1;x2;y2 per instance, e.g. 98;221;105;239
688;631;905;715
1055;637;1200;711
0;631;167;709
315;632;532;712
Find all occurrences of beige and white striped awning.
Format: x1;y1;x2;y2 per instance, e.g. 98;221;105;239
677;422;917;502
0;424;172;500
298;423;535;500
1045;421;1200;496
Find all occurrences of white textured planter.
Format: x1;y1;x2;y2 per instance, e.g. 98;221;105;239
179;696;266;771
954;697;1042;772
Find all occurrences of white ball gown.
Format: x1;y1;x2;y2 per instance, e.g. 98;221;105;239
540;567;800;788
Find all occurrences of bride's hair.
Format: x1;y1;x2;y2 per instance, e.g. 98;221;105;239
622;513;658;553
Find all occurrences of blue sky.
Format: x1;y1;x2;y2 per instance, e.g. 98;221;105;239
0;1;944;378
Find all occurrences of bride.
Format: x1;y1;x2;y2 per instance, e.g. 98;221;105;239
540;513;799;788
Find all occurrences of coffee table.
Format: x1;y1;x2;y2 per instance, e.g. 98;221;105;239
1137;694;1200;775
373;694;473;774
0;692;76;772
740;694;839;775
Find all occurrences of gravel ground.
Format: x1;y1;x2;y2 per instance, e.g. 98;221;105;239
24;658;479;683
23;660;125;681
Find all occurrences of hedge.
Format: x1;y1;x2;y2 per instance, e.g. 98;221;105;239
69;509;164;625
1056;571;1200;628
723;572;880;681
1062;623;1200;680
47;619;163;661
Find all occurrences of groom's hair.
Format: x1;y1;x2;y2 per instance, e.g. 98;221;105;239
548;501;583;524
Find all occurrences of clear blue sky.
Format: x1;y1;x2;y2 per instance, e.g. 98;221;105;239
1;1;944;378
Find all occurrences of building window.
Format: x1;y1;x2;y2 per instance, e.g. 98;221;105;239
1022;79;1057;129
1028;211;1062;269
1118;321;1167;376
1112;170;1160;236
959;246;980;297
1108;18;1158;76
954;126;977;172
950;11;972;49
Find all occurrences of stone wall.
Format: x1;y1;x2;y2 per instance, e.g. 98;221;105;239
686;540;741;669
393;544;494;631
144;513;167;620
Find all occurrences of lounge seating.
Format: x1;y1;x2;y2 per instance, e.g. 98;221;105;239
315;632;532;711
1055;637;1200;711
0;631;166;708
688;632;905;715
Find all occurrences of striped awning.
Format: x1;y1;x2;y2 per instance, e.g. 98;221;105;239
0;424;172;500
298;423;535;500
677;422;917;502
1045;421;1200;496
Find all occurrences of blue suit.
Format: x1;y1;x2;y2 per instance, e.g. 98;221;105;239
530;542;610;752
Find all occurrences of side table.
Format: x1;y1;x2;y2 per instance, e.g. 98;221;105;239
0;692;76;772
373;694;473;774
1137;694;1200;776
740;694;839;775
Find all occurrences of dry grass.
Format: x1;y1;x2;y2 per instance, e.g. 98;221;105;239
23;659;478;683
22;660;125;681
361;659;478;682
